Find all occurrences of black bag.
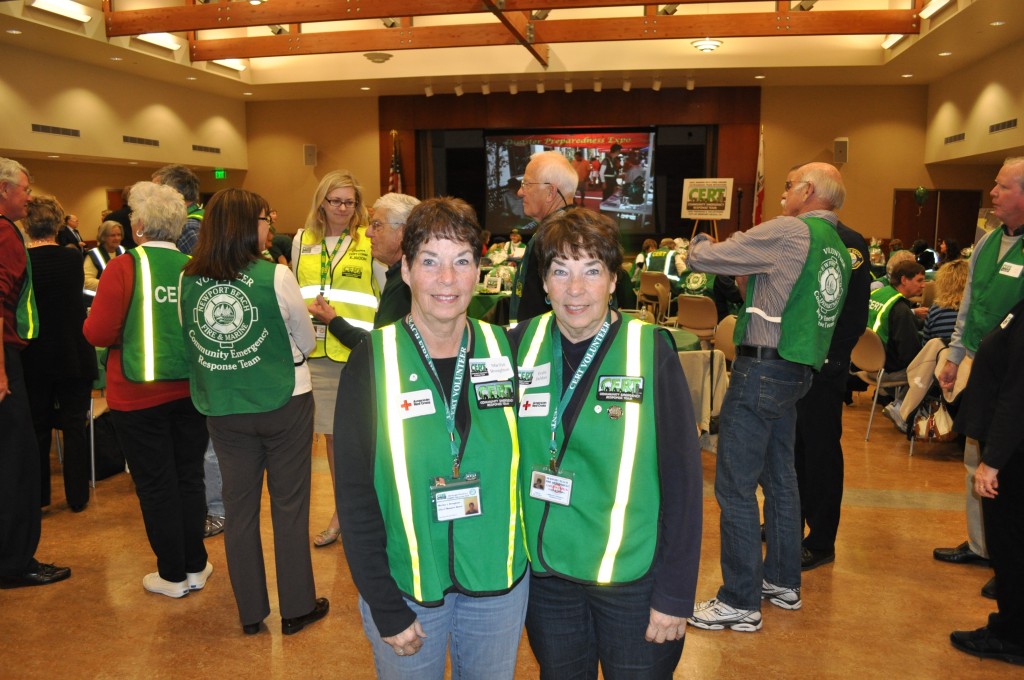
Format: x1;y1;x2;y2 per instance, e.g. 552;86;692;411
90;411;126;480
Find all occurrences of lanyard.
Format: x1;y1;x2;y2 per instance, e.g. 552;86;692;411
319;235;345;289
406;316;470;478
548;311;611;471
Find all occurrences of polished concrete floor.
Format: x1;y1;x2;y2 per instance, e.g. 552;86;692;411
2;394;1016;679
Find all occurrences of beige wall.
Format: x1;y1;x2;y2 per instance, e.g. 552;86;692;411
243;99;381;234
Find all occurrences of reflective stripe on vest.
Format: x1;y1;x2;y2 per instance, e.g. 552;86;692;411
518;314;552;402
478;322;522;584
870;292;903;334
597;318;642;583
381;323;423;601
135;246;157;381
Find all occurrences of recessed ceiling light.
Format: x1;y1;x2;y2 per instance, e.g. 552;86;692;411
129;161;138;165
938;51;952;57
243;92;253;96
6;29;22;35
990;20;1006;27
901;73;914;78
47;155;59;158
360;86;371;91
109;56;123;62
186;76;197;81
754;75;766;80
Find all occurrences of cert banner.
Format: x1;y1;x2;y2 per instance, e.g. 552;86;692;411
681;178;734;219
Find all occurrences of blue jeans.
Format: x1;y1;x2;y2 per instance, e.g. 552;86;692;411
715;356;811;610
526;572;684;680
358;577;528;680
204;438;224;516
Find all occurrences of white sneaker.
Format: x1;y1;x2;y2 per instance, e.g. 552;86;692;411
883;402;907;433
688;598;762;632
187;562;214;591
761;580;802;610
143;572;189;598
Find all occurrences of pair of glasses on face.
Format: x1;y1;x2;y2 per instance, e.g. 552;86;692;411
784;180;810;191
370;220;404;230
258;216;271;223
520;180;550;190
324;198;357;209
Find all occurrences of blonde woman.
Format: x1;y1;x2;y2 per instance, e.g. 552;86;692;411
923;258;969;343
292;171;385;546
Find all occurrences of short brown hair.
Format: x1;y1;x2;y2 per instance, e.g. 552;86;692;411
890;260;925;287
25;196;64;239
535;208;623;277
183;188;269;280
402;197;482;264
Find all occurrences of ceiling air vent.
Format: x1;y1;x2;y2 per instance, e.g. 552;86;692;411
32;123;81;137
990;118;1018;134
192;144;221;154
944;133;965;144
123;135;159;147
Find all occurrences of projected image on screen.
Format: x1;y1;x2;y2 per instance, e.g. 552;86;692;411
484;131;655;234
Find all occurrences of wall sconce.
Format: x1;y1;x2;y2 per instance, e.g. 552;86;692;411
593;79;602;93
564;80;573;93
424;85;434;97
454;84;464;96
652;78;662;92
536;82;545;94
509;82;518;95
481;83;491;95
686;77;695;91
622;79;631;92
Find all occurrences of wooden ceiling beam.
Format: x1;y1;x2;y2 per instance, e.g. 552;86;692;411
483;1;549;68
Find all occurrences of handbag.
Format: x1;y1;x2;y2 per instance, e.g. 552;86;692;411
912;399;957;443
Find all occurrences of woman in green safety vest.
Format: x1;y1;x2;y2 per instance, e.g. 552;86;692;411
179;188;327;637
292;170;384;549
335;197;528;679
83;181;209;600
510;208;703;679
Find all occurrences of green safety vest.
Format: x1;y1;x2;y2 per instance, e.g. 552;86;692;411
961;229;1024;353
369;318;526;604
120;246;190;382
295;226;379;362
645;247;679;282
6;219;39;340
517;314;662;584
733;216;851;370
680;270;716;297
180;259;296;416
867;285;904;345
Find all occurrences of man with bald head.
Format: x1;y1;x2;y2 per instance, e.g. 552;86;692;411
687;162;851;632
509;150;577;324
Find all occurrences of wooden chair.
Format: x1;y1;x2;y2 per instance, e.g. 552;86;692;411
849;328;909;441
921;280;935;308
638;271;675;324
713;313;737;362
674;294;718;348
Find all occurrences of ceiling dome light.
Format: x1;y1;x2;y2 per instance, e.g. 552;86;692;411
691;38;722;53
364;52;393;64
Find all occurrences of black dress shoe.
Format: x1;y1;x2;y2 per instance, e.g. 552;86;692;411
982;577;997;600
281;597;329;635
801;547;836;571
933;541;990;565
242;622;263;635
0;562;72;589
951;627;1024;665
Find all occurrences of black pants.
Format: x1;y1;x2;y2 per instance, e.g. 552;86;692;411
26;375;92;508
982;444;1024;645
0;346;42;576
602;178;617;200
795;355;849;553
112;398;208;582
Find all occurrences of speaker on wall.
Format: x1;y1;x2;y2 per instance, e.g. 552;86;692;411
303;144;317;167
833;137;849;164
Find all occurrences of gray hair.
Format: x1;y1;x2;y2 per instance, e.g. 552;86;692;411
129;181;187;242
796;162;846;211
97;220;124;242
151;164;200;203
373;193;420;226
1004;156;1024;191
530;150;579;200
885;249;917;278
0;157;29;186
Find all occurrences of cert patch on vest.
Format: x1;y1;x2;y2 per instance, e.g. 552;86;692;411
683;272;708;295
430;473;482;521
474;381;513;409
596;375;644;402
396;389;436;419
815;246;846;326
519;394;550;417
518;362;550;388
848;247;865;270
341;265;364;279
469;356;514;383
192;282;259;347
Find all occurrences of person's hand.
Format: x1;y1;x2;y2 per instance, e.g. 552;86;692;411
382;619;427;657
308;294;337;323
645;609;687;643
913;306;929;320
0;369;9;404
974;462;999;499
937;360;958;391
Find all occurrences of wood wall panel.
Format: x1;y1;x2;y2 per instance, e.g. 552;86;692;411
379;87;761;235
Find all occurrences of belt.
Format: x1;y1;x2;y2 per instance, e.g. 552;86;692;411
736;345;782;360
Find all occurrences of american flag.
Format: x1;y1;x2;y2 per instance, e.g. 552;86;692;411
388;131;402;194
752;127;765;227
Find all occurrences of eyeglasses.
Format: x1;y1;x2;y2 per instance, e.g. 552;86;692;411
370;220;404;230
324;198;357;209
258;216;271;222
15;183;31;195
784;180;809;191
520;180;551;190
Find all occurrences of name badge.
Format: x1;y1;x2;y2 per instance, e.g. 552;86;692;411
312;322;327;340
596;375;645;403
518;394;550;417
529;467;574;506
301;244;322;255
474;380;514;409
999;262;1023;278
430;472;482;521
396;389;435;419
518;362;550;388
469;357;514;383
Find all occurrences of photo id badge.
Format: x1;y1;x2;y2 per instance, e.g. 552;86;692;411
430;472;483;521
313;321;327;340
528;466;574;506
